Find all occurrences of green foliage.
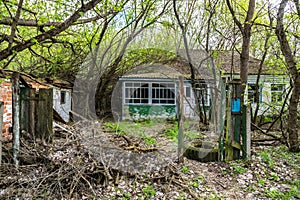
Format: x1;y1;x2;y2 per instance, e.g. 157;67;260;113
233;165;244;174
164;123;178;142
259;151;274;168
105;122;126;135
258;179;266;185
142;184;156;199
119;191;131;200
190;175;205;188
264;189;284;200
133;118;153;126
181;165;190;173
119;48;177;73
263;187;300;200
143;134;156;145
105;121;158;145
268;172;279;181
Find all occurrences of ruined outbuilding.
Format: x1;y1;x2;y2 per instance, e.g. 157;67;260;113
0;70;72;141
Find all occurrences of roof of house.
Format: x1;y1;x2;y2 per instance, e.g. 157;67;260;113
211;51;284;75
0;69;72;89
177;50;285;75
119;49;286;81
121;63;186;80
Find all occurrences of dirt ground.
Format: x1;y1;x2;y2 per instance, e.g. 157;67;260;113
0;121;299;199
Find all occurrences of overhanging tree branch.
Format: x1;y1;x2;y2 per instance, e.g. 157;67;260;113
8;0;24;50
0;0;103;63
0;14;115;27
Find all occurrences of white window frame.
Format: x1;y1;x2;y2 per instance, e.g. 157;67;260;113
248;83;261;103
123;81;176;105
271;84;285;103
184;85;191;98
60;91;66;104
194;83;210;107
124;82;149;104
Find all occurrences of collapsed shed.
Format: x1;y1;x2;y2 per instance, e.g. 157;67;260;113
0;70;72;141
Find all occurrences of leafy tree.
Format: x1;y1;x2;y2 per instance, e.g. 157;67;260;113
275;0;300;152
0;0;127;79
226;0;256;103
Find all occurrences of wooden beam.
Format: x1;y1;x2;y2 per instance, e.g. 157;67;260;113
12;72;20;168
178;76;184;163
0;101;4;166
231;140;242;150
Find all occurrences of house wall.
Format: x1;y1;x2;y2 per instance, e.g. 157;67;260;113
225;74;290;115
0;78;50;140
121;80;200;120
1;77;72;141
183;83;196;119
53;87;72;123
122;105;176;120
0;79;13;140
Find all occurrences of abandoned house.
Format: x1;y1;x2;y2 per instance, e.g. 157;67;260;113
0;70;72;141
211;51;290;115
112;62;217;120
113;50;289;120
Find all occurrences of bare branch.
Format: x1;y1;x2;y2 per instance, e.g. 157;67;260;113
293;0;300;17
225;0;243;32
8;0;24;50
0;12;116;27
0;0;103;62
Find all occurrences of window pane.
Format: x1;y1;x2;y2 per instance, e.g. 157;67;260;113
152;99;159;104
167;100;175;104
151;83;175;105
185;86;191;98
134;99;140;103
271;84;285;103
141;99;148;103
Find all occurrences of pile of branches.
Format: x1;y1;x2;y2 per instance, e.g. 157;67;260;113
0;122;181;199
0;128;116;199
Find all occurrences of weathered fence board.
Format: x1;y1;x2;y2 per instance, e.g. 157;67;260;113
0;101;4;166
20;87;53;142
37;88;53;142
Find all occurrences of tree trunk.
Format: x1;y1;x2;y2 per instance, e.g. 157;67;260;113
226;0;256;103
287;76;300;151
275;0;300;152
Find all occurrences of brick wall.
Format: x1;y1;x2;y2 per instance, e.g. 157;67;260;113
0;79;13;141
0;78;51;141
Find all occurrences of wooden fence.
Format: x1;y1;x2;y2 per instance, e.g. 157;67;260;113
20;87;53;141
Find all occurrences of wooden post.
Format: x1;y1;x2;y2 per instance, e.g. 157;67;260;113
37;89;53;142
0;101;4;166
233;82;241;160
242;105;251;159
20;87;29;132
225;84;233;161
218;79;226;161
29;88;36;141
246;106;251;159
12;72;20;168
178;76;184;163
